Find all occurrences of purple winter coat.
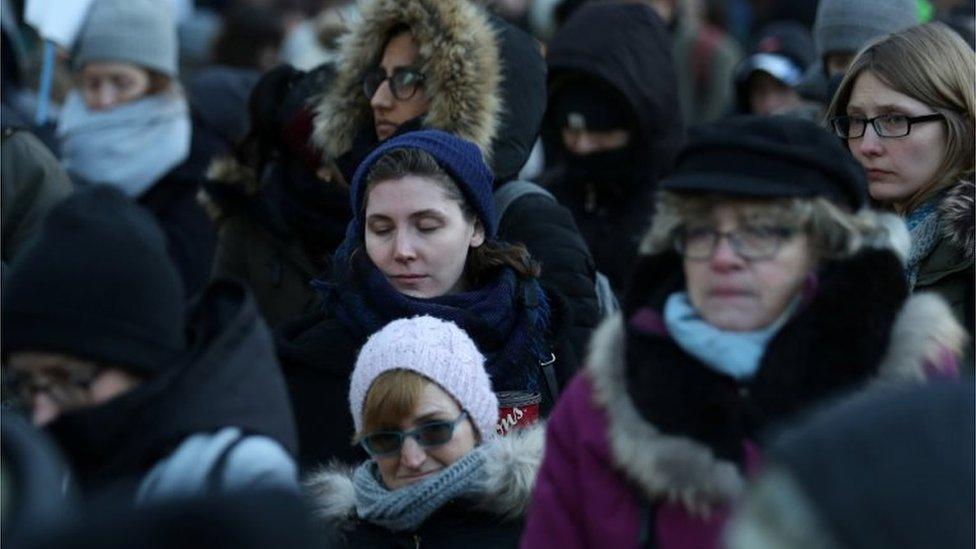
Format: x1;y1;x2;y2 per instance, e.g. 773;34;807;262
523;277;963;549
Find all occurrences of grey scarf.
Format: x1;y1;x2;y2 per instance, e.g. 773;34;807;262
57;90;191;197
353;446;488;532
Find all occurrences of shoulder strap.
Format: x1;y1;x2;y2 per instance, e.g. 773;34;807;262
493;180;556;226
206;432;248;494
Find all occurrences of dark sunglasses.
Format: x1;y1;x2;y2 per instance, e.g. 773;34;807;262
360;411;468;457
363;66;426;101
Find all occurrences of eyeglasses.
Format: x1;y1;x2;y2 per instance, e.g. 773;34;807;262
830;113;945;139
674;225;796;261
360;411;468;457
3;366;102;408
363;67;425;101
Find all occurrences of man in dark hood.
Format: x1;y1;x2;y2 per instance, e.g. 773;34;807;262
543;1;685;292
2;187;298;502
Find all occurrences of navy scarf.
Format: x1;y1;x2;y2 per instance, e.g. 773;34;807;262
316;248;551;393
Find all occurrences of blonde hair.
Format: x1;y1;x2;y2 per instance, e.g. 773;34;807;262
355;369;429;443
642;192;890;263
825;23;976;214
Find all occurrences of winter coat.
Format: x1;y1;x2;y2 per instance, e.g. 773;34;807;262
313;0;601;347
1;126;73;264
276;283;579;470
44;280;299;502
305;424;545;548
202;158;343;329
543;3;685;292
138;153;217;300
913;180;974;351
522;230;967;549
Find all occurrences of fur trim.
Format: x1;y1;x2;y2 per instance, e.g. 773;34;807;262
303;423;546;528
312;0;501;160
939;179;975;260
477;423;545;519
875;292;969;383
196;156;262;222
305;462;359;527
586;315;745;515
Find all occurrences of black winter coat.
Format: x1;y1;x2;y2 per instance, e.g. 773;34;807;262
276;284;579;470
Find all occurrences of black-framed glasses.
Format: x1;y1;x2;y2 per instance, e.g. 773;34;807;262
674;226;797;261
830;113;945;139
360;411;468;457
363;66;425;101
3;366;102;408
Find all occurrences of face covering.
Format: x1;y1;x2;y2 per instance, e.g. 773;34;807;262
57;90;191;197
563;144;637;190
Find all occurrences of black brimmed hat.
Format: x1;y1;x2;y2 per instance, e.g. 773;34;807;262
661;115;867;210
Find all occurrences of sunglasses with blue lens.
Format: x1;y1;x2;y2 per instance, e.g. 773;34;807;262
360;411;468;457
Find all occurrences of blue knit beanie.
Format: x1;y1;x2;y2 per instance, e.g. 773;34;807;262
349;130;497;237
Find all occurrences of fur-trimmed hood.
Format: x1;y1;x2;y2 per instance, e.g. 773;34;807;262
312;0;500;163
939;179;975;261
583;218;968;515
304;423;545;528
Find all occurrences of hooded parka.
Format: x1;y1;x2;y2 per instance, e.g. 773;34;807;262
43;280;299;502
313;0;601;353
543;3;685;292
521;218;967;549
306;424;544;548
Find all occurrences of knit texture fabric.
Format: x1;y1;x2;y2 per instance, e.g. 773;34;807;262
813;0;918;58
349;129;497;237
906;194;944;289
349;316;500;442
353;445;488;531
74;0;179;76
2;186;186;376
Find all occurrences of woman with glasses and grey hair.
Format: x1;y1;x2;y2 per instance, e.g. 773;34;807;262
521;116;967;549
305;315;543;548
825;23;975;342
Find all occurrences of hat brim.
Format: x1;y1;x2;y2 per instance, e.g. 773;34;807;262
737;53;803;87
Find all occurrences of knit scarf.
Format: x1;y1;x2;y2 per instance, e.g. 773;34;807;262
905;194;944;289
353;446;488;532
663;292;798;380
57;91;191;197
318;243;551;393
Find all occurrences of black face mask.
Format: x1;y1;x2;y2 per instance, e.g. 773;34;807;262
563;144;637;191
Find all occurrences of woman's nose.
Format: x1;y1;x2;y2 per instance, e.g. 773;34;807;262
393;232;417;262
370;79;394;110
709;235;745;269
31;393;62;427
399;436;426;468
856;125;885;158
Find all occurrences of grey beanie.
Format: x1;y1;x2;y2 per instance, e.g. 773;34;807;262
74;0;178;77
814;0;918;58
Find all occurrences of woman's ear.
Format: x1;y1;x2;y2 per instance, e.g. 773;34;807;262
470;219;486;248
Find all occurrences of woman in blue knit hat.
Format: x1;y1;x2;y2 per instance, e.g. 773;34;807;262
276;130;578;469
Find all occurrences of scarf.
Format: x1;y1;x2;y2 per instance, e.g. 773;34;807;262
663;292;797;380
57;90;191;197
905;194;944;289
318;236;551;393
353;446;488;532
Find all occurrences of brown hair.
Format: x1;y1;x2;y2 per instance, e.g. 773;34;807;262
361;147;541;286
356;369;428;441
825;23;976;214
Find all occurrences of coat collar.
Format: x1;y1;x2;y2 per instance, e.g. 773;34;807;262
312;0;500;162
304;422;545;528
938;179;974;261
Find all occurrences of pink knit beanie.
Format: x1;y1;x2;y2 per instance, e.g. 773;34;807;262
349;316;499;442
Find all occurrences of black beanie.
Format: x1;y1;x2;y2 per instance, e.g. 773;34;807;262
2;187;186;377
661;115;867;210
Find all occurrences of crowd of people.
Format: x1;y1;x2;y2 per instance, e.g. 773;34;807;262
1;0;973;548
